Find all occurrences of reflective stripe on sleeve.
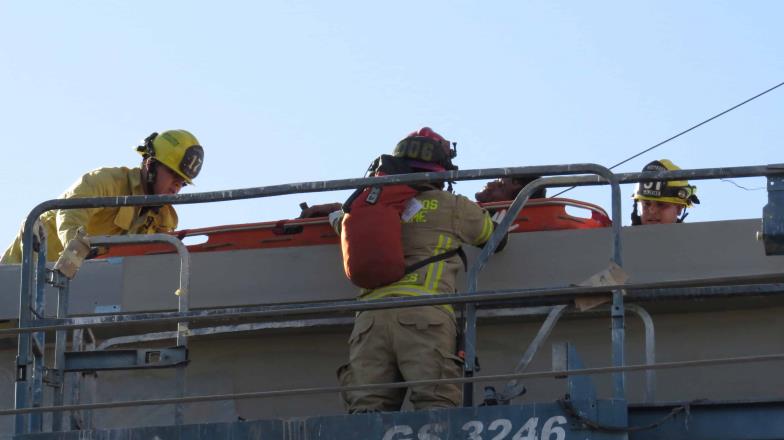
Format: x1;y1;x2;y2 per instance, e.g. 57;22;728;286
474;214;494;245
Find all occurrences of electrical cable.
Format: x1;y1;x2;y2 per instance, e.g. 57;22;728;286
551;80;784;197
719;178;765;191
558;397;702;433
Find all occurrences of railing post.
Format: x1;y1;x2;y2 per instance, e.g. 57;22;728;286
762;174;784;255
88;234;191;426
29;230;48;432
14;218;43;434
607;170;626;402
50;272;70;432
626;304;656;402
463;165;624;406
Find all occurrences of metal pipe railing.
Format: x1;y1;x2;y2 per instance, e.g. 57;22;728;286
1;352;783;417
6;272;784;336
90;234;191;319
11;163;784;432
50;272;69;432
16;164;783;349
627;304;656;403
15;233;192;433
14;165;610;430
463;166;625;404
502;305;570;400
16;162;783;314
85;281;783;347
89;234;191;426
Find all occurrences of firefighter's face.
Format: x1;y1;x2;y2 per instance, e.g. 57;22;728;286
639;200;682;225
153;164;186;195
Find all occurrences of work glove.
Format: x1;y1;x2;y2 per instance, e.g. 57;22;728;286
488;209;517;253
53;228;91;279
299;202;343;219
491;209;520;233
328;209;345;234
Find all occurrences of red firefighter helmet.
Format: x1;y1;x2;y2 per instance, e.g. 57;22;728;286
393;127;457;171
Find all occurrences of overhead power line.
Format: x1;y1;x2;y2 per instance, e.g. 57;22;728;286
719;179;765;191
552;79;784;197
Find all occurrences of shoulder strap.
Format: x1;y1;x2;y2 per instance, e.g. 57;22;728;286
404;247;467;275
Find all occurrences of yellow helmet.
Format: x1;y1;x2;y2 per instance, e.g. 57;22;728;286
136;130;204;184
633;159;700;207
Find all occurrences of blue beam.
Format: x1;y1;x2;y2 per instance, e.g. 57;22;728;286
12;399;784;439
629;400;784;440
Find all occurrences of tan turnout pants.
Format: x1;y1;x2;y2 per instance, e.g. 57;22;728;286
337;305;463;413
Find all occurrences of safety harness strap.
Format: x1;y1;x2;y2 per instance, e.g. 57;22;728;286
404;247;467;275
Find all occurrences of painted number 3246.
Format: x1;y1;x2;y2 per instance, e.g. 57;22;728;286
382;416;568;440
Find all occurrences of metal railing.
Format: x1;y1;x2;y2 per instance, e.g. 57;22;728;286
8;162;784;434
90;234;191;426
464;167;624;404
2;352;784;418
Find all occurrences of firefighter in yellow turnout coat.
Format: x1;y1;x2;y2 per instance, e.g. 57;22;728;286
1;130;204;264
336;128;497;413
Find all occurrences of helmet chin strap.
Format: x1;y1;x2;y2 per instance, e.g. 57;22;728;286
139;132;160;196
143;159;158;196
630;201;642;225
141;160;164;213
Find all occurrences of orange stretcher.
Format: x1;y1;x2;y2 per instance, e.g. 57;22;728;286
96;197;611;258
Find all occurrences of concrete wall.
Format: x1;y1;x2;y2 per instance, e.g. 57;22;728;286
0;219;777;317
0;302;782;433
0;219;782;433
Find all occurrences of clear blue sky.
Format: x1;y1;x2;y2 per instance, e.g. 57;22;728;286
1;1;782;239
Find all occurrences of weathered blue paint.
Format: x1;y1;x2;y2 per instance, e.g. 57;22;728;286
628;400;784;440
13;399;784;440
63;346;188;372
12;418;284;439
305;402;626;440
560;342;597;403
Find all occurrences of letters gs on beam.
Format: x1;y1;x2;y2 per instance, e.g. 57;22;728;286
304;401;627;440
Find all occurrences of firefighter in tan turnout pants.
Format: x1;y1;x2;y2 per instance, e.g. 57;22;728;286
1;130;204;264
335;127;498;413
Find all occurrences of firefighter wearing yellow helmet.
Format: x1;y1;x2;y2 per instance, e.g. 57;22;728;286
631;159;699;225
1;130;204;264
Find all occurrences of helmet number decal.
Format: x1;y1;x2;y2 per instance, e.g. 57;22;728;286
640;181;663;197
179;146;204;179
395;140;434;161
416;142;434;161
393;136;457;171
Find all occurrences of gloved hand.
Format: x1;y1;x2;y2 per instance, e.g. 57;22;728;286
328;209;345;234
491;209;519;232
299;202;343;219
53;228;91;279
